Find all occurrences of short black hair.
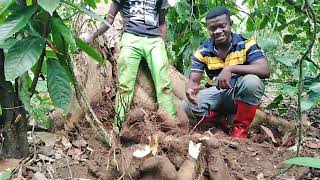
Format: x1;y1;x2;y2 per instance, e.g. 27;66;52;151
206;6;231;22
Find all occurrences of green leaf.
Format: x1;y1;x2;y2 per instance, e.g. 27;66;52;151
18;73;32;112
52;16;76;51
280;85;297;97
0;37;18;52
4;36;45;81
61;0;112;28
0;168;12;180
26;0;32;6
283;34;297;44
38;0;60;15
301;99;314;112
309;82;320;92
0;6;37;43
47;59;71;113
0;0;14;15
257;36;278;52
75;36;104;64
31;107;53;129
284;157;320;169
246;18;255;32
274;55;297;67
266;94;283;110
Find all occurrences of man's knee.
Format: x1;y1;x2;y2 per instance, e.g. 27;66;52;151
240;75;264;93
236;75;265;105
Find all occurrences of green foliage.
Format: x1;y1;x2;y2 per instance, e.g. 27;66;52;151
0;0;108;128
284;157;320;169
0;6;37;43
75;36;105;64
52;16;77;51
0;168;12;180
166;0;319;115
38;0;60;15
0;0;14;15
4;36;45;81
47;59;72;113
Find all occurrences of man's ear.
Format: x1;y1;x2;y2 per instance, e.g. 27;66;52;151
230;20;233;26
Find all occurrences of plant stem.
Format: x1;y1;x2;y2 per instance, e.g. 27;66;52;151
29;13;50;96
296;0;317;157
66;55;113;147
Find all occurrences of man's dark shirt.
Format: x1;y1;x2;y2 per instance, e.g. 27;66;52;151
112;0;169;37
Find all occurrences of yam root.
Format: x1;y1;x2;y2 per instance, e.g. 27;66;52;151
140;156;177;180
176;159;197;180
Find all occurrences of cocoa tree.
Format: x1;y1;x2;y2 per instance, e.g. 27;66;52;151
0;0;108;158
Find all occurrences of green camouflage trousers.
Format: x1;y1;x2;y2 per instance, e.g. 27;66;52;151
114;32;176;128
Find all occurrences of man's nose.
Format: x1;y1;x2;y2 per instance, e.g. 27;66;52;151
214;28;222;35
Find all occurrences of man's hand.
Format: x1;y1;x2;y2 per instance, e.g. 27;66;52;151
186;85;200;105
217;66;232;89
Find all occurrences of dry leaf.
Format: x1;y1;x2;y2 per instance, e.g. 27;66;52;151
305;140;320;149
72;138;88;148
260;125;277;143
256;172;265;180
36;132;57;147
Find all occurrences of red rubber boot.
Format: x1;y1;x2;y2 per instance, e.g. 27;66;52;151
201;111;219;123
231;100;258;138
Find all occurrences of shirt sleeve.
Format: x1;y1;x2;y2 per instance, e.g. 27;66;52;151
112;0;121;6
160;0;169;10
245;39;265;63
191;50;206;73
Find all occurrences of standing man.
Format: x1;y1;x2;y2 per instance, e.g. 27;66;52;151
87;0;176;128
181;7;270;138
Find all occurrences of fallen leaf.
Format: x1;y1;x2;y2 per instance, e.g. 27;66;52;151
257;172;265;180
32;172;48;180
260;125;277;143
72;138;88;148
38;154;55;163
281;133;297;147
305;140;320;149
188;140;202;159
36;132;57;147
68;148;84;160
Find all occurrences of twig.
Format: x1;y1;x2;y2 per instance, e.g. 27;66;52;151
60;152;73;180
189;116;205;135
296;0;317;157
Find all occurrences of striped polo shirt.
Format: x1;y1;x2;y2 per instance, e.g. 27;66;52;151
191;33;265;85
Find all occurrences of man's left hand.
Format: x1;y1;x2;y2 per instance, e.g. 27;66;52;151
217;66;232;89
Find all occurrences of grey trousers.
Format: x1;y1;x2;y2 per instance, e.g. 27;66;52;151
181;74;265;120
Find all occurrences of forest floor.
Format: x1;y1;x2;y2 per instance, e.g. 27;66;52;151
3;84;319;180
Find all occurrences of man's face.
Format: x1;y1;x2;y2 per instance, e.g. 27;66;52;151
207;14;232;46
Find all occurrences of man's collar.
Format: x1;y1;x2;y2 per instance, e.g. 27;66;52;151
231;33;242;46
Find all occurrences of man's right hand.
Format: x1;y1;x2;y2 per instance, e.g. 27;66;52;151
186;85;199;105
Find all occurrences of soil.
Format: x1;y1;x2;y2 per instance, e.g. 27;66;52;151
11;88;319;180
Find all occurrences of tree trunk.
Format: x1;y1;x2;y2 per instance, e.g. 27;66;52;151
0;49;29;158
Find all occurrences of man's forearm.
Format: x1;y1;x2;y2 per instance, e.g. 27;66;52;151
91;24;110;40
227;62;270;79
159;23;167;41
